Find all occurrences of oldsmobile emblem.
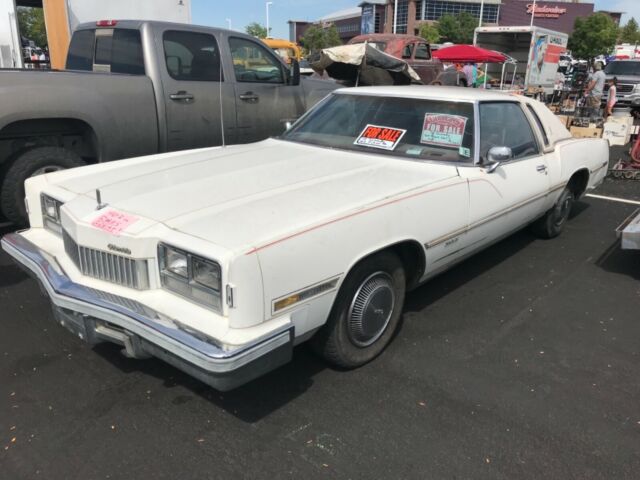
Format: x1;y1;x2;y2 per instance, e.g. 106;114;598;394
107;244;132;255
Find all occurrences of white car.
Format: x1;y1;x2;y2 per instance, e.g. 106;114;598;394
2;87;609;390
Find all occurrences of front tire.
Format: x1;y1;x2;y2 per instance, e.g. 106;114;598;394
1;147;86;225
311;251;406;368
531;186;574;239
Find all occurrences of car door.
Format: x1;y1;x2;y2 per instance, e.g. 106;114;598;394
412;42;439;84
158;28;237;151
458;101;550;252
227;36;302;143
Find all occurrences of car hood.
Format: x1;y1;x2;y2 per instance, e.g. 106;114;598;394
50;139;459;251
605;74;640;84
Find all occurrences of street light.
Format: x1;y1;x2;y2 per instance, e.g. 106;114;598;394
226;18;232;30
393;0;398;34
478;0;484;28
530;0;537;27
266;2;273;38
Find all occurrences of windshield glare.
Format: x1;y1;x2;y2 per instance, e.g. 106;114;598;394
281;94;475;163
604;61;640;76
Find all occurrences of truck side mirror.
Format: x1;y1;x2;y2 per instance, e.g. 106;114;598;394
289;59;301;86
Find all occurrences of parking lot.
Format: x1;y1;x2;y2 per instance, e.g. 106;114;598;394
1;171;639;479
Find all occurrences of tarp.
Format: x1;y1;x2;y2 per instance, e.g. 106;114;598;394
433;45;507;64
308;43;422;86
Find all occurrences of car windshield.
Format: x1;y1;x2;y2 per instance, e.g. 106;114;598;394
281;93;475;163
604;62;640;76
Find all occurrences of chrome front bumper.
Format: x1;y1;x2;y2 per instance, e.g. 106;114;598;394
1;233;293;391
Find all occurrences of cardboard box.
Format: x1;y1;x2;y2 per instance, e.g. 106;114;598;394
603;121;632;146
607;115;634;127
570;126;603;139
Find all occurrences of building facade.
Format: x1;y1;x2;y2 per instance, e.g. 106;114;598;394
289;0;622;45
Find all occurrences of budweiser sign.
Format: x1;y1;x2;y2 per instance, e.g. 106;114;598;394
526;4;568;18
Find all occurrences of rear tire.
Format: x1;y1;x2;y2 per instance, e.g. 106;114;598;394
311;251;406;368
531;186;574;239
1;147;85;225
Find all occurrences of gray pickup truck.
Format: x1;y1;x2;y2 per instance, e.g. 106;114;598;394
0;20;336;224
604;60;640;109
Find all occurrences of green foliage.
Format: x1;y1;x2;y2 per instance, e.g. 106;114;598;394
568;13;619;62
619;18;640;44
300;24;342;53
436;13;476;44
419;23;440;44
245;22;268;39
17;7;47;48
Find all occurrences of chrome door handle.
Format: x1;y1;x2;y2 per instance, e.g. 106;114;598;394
239;92;259;102
536;165;548;173
170;91;194;101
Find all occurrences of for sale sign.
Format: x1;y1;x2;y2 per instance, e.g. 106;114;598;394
421;114;468;148
355;124;407;151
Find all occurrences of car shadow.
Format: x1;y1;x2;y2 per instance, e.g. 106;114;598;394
595;239;640;281
92;342;326;423
404;229;537;314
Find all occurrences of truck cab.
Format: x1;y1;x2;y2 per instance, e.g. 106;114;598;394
348;34;443;85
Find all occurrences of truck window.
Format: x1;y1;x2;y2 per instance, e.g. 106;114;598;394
415;43;431;60
111;29;145;75
402;44;414;59
229;37;284;84
93;29;145;74
66;29;95;71
163;31;222;82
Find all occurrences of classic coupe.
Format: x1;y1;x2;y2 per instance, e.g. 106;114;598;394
2;86;609;390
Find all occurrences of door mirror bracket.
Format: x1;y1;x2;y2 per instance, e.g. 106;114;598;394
289;59;301;86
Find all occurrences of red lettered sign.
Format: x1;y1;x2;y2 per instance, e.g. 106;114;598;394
421;114;468;148
355;124;407;151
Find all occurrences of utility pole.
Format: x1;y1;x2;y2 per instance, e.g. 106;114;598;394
393;0;398;34
530;0;537;28
266;2;273;38
478;0;484;28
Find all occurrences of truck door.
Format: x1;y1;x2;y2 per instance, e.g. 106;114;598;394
226;36;302;143
412;42;439;85
159;28;237;151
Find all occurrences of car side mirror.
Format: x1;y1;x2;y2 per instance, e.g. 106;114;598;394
485;146;512;173
289;59;301;86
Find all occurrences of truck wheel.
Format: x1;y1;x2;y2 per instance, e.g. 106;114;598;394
531;186;574;239
311;251;406;368
1;147;86;225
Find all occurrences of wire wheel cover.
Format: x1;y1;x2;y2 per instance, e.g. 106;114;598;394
347;272;395;348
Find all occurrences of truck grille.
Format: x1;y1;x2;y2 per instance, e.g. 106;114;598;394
63;230;150;290
606;83;634;94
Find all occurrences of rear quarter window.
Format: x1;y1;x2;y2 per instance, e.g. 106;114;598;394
66;29;95;71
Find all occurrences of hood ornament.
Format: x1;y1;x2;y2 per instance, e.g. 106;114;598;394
96;189;108;210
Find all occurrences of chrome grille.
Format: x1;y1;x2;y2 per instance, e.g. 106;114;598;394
62;230;149;290
606;83;634;94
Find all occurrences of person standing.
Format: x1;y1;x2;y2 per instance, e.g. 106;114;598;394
605;77;618;118
584;62;606;114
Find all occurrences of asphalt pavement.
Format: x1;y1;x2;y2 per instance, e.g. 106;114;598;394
1;174;639;479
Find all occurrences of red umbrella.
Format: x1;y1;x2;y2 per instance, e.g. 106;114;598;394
433;45;507;63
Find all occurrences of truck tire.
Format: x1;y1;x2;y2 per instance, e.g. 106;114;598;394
531;186;574;239
1;147;86;225
311;251;406;369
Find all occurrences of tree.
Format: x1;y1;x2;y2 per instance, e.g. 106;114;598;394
436;13;476;44
300;24;342;53
568;13;619;63
619;18;640;44
245;22;268;39
437;14;459;44
17;7;47;48
419;23;440;44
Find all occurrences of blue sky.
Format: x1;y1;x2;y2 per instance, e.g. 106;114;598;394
191;0;640;39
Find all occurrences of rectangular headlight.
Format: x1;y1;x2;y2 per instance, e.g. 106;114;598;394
40;194;63;235
158;243;222;312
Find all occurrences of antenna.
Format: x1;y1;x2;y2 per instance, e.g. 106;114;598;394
219;38;226;148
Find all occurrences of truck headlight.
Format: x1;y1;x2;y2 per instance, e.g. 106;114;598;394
158;243;222;312
41;194;63;235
